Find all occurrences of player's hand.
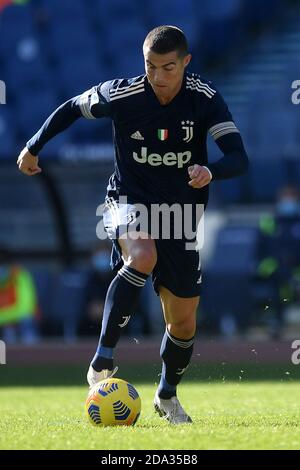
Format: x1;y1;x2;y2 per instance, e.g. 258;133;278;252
17;147;42;176
188;164;212;189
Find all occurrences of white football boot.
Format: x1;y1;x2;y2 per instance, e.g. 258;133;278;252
153;391;193;424
87;365;118;388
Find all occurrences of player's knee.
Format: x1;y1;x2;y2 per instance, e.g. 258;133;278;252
168;317;196;339
126;245;157;274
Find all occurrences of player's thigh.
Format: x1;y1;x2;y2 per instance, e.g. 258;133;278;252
118;234;157;273
103;198;157;273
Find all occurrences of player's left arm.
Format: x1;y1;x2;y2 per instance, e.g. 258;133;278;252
205;89;249;180
188;89;249;188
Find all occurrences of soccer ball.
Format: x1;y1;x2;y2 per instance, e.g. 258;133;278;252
85;378;141;426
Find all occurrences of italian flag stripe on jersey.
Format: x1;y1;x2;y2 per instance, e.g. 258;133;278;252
158;129;168;140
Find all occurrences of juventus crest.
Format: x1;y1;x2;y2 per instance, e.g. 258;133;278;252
181;120;194;143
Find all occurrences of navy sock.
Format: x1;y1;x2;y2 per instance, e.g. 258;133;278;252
91;265;148;372
158;329;195;399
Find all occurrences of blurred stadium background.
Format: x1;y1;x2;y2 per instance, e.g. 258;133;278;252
1;0;300;363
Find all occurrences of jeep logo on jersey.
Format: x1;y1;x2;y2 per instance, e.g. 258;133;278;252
133;147;192;168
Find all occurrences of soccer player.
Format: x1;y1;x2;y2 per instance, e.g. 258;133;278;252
17;26;249;424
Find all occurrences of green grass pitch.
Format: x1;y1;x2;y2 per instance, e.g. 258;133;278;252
1;364;300;450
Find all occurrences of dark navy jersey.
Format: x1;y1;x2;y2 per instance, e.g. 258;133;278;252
77;72;241;206
27;71;248;206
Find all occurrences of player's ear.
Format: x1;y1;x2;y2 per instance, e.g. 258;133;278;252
183;54;192;68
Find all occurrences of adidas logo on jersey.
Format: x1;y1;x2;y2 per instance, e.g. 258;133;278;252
133;147;191;168
131;131;144;140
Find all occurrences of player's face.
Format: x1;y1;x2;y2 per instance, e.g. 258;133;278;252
144;47;191;102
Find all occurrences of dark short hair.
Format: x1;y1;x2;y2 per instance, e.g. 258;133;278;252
143;25;188;57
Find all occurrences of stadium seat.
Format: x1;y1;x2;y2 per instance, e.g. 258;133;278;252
39;0;87;19
194;0;244;59
0;2;34;28
248;158;287;203
29;267;87;339
209;224;258;271
0;11;35;60
93;0;141;23
49;19;94;45
146;0;200;46
49;269;88;341
111;50;144;78
101;20;148;57
15;89;58;139
58;54;103;97
0;109;15;159
28;268;55;330
242;0;284;27
203;224;258;331
5;51;51;93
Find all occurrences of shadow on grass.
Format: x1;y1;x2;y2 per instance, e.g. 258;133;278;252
1;363;300;387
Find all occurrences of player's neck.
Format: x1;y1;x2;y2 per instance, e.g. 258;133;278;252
152;79;183;106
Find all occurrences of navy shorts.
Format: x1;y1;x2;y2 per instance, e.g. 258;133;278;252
102;197;202;298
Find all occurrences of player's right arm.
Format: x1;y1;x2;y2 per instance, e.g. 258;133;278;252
17;83;113;175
